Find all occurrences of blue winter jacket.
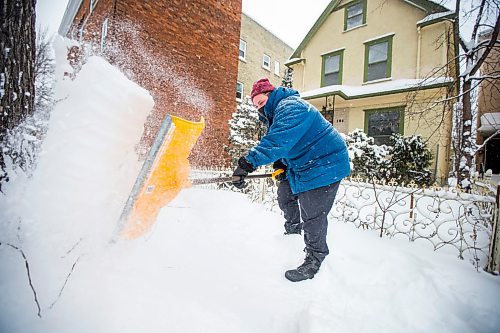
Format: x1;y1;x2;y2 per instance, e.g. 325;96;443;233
246;87;350;194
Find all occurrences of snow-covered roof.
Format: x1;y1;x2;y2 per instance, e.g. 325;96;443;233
417;10;455;27
284;58;305;66
300;77;453;100
478;113;500;134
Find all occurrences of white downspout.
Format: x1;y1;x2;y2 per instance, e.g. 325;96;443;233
301;61;306;91
416;26;422;79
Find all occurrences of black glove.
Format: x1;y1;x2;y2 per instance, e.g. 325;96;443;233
232;157;255;189
272;160;287;182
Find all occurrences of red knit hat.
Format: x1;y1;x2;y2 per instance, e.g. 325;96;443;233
250;78;275;100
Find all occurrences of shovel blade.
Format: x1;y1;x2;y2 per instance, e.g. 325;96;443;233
114;115;204;240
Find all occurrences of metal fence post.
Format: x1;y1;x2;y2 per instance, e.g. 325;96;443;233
486;185;500;273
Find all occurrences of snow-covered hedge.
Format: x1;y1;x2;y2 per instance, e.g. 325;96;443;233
344;129;433;186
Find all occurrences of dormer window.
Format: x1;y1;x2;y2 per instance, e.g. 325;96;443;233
345;0;366;31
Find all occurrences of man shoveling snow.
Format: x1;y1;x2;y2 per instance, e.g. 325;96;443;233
232;78;351;282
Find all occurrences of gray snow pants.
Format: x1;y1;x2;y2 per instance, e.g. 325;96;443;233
277;179;341;263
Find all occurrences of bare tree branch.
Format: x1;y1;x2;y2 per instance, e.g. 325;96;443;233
0;242;42;318
49;255;82;310
468;14;500;78
60;238;83;259
476;130;500;152
472;0;488;43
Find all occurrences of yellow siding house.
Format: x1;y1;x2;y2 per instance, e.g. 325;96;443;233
286;0;457;183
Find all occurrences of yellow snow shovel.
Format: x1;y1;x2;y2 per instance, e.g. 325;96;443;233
114;115;205;241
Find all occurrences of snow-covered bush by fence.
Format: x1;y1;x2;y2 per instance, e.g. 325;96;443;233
388;134;433;186
344;129;433;186
343;129;390;180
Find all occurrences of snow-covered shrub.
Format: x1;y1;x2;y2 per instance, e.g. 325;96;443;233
344;129;390;181
225;96;265;165
388;134;433;186
344;130;433;186
281;67;293;88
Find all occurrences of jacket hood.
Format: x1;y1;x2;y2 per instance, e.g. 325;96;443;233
264;87;300;120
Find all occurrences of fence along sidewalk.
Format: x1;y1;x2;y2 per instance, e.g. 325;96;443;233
191;169;499;273
331;177;498;272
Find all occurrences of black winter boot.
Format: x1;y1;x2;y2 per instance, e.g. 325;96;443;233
284;229;301;235
285;254;321;282
284;222;302;235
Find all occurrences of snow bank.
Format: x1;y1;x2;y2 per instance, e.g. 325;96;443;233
0;38;153;329
18;49;152;245
4;187;500;333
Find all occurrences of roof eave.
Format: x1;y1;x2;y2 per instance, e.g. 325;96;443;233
302;80;453;101
284;58;305;67
290;0;341;59
417;12;456;28
58;0;83;36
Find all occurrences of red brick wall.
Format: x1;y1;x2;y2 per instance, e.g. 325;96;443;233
70;0;242;167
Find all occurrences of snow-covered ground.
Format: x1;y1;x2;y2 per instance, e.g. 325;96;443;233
1;41;500;333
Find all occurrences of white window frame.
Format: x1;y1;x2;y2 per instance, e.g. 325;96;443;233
345;1;365;31
100;18;108;51
79;25;85;43
274;61;280;76
239;39;247;61
90;0;99;13
236;81;244;100
262;54;271;71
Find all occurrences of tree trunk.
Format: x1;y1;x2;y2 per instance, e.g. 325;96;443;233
459;78;473;187
0;0;36;135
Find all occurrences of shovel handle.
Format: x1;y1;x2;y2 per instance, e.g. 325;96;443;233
190;173;273;185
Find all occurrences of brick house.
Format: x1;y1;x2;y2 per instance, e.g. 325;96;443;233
59;0;242;167
476;29;500;176
236;13;294;101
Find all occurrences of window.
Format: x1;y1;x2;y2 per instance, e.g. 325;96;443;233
100;18;108;51
364;35;393;82
364;107;404;145
79;25;85;42
239;39;247;60
262;54;271;70
321;50;344;86
345;0;366;30
274;61;280;76
236;82;243;100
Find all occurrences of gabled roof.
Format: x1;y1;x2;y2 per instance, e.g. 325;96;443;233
290;0;450;59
